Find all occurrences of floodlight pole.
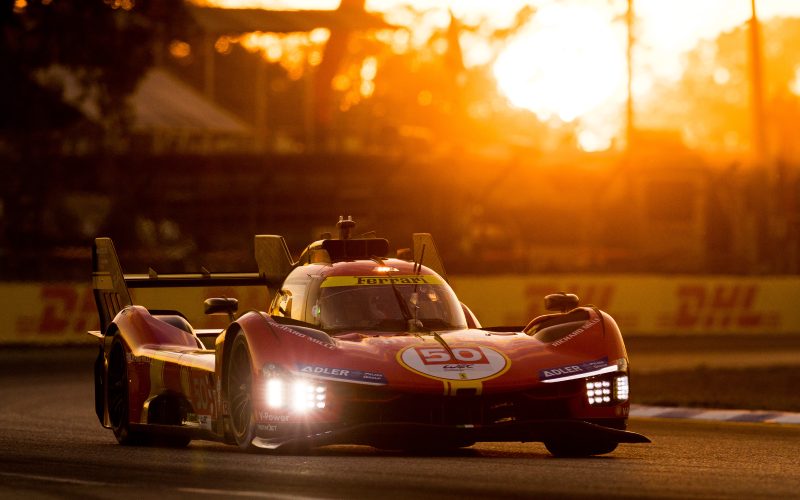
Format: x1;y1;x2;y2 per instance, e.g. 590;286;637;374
626;0;635;151
749;0;767;167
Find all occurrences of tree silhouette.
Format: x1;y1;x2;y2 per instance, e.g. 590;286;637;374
0;0;190;153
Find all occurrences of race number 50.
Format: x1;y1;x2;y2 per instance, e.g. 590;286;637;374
416;347;489;365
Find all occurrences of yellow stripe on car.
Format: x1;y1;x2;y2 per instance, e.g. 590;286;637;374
321;275;444;287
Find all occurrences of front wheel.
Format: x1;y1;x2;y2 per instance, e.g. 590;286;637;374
107;339;148;445
544;439;618;457
226;331;257;450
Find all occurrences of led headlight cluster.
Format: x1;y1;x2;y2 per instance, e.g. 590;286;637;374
585;374;629;406
586;380;612;405
614;374;629;401
265;378;326;412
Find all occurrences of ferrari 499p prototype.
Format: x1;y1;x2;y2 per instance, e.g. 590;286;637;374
90;217;649;457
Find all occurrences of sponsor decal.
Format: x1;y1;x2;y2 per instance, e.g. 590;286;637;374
257;424;279;432
539;357;609;381
190;373;215;413
398;345;510;381
126;353;151;364
321;275;444;288
296;364;387;385
271;322;335;350
258;411;290;423
550;317;601;347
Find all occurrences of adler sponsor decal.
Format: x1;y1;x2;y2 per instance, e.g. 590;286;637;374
296;364;387;385
398;345;510;381
539;357;609;381
550;317;601;347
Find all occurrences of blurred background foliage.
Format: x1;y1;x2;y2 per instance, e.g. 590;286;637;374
1;0;800;280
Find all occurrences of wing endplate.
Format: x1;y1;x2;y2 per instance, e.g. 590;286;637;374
254;235;295;283
92;237;133;335
413;233;448;282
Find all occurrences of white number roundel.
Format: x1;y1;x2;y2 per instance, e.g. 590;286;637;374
398;345;509;381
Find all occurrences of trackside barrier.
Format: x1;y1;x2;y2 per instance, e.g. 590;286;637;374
0;276;799;344
450;275;800;335
0;283;268;345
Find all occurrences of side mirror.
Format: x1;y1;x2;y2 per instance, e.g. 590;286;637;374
204;297;238;322
544;292;579;313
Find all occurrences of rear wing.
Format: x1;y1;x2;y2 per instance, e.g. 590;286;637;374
92;236;294;335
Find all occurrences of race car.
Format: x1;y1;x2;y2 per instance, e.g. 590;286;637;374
90;216;649;457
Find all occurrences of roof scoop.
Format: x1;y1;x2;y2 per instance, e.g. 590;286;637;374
337;215;356;240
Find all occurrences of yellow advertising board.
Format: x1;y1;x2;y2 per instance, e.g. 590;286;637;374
451;275;800;335
1;276;798;344
0;282;268;345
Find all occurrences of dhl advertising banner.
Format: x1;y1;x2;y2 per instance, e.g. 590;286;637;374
0;283;268;345
0;276;798;344
451;275;800;335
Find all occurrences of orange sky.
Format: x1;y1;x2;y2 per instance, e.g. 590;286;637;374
202;0;800;151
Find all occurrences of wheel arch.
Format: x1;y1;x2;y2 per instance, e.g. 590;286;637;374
95;322;122;427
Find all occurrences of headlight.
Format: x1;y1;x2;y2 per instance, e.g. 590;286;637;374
614;374;629;401
585;380;612;405
585;374;628;406
265;377;326;412
266;378;285;408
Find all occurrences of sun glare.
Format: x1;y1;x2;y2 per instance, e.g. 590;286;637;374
493;3;626;148
200;0;800;152
791;66;800;96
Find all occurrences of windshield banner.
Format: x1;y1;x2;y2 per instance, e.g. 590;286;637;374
321;275;444;287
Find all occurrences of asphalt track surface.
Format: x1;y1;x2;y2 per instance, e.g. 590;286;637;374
1;348;799;499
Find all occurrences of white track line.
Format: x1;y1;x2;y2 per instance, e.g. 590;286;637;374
0;471;110;487
178;487;325;499
630;404;800;424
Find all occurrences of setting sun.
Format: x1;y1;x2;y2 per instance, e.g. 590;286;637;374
493;3;626;150
494;3;626;124
197;0;800;152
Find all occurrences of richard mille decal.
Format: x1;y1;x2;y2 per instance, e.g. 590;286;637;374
550;317;601;347
271;322;335;350
398;345;510;381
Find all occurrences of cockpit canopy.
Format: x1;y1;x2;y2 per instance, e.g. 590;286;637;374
311;275;467;332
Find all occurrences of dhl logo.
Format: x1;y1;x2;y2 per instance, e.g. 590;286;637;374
20;285;99;337
670;284;778;329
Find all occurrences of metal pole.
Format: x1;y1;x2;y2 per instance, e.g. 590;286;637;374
255;57;268;152
749;0;767;166
626;0;635;150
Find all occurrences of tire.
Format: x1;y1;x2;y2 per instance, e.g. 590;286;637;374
544;439;618;457
107;339;148;446
226;331;257;450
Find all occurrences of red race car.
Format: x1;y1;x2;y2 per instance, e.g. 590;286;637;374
90;217;649;456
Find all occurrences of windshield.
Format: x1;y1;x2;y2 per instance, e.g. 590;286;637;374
313;278;467;332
